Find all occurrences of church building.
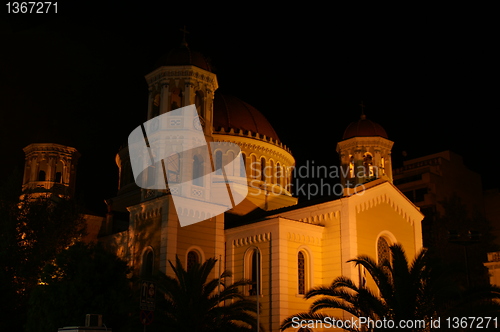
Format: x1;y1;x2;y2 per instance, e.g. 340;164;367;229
28;39;423;331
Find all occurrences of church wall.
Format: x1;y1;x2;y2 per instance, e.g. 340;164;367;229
226;221;275;332
129;211;163;277
356;202;418;261
322;212;343;286
175;215;225;278
284;220;324;317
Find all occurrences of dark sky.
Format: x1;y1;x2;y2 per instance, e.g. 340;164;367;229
1;5;498;213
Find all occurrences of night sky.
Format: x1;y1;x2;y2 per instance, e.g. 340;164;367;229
1;5;498;214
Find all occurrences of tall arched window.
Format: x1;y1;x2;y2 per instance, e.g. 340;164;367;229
349;155;355;179
141;248;154;278
240;153;247;177
215;150;223;175
363;152;374;178
151;93;161;118
251;155;257;179
298;251;306;295
195;90;205;119
55;161;63;183
227;150;235;176
269;160;275;184
146;166;156;188
260;157;266;182
187;250;200;271
38;170;46;181
167;153;180;183
247;248;261;296
276;162;282;186
192;155;204;187
377;237;391;265
170;88;182;111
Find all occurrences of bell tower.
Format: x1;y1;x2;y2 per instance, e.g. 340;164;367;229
336;111;393;192
22;143;80;198
144;31;218;138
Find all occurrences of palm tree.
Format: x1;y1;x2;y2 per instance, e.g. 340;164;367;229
155;256;262;332
281;243;451;332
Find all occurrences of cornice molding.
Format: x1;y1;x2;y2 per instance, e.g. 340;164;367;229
233;232;271;247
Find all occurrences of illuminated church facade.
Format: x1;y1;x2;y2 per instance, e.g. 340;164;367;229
21;41;423;331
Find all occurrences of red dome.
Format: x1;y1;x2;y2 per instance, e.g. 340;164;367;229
156;44;212;72
213;93;280;141
342;115;388;140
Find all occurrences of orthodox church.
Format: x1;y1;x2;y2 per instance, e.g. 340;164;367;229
20;40;423;331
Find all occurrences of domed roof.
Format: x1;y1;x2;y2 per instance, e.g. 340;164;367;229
213;93;280;141
342;114;388;140
156;43;212;72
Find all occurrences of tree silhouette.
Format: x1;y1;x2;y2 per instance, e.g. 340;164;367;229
155;256;262;332
281;244;453;331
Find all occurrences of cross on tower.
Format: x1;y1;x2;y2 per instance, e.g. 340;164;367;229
359;101;366;119
180;25;189;45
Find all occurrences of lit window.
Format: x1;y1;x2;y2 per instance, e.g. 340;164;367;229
276;163;282;186
260;157;266;182
240;153;247;177
363;152;374;178
349;155;354;178
251;155;257;179
298;251;306;294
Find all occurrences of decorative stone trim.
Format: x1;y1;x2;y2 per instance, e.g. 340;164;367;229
287;232;321;245
213;128;292;154
233;233;271;247
298;211;339;225
355;193;415;226
134;207;162;222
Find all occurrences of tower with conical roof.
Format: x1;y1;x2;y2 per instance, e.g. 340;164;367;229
336;109;394;193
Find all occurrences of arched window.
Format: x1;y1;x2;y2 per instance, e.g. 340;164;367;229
146;166;156;188
170;88;182;111
192;155;204;187
227;150;235;176
251;155;257;179
55;161;64;183
247;248;261;296
187;251;200;271
240;153;247;177
377;237;391;265
167;153;180;183
151;93;160;118
260;157;266;182
363;152;374;178
276;162;282;186
38;170;46;181
141;248;154;278
298;251;306;294
349;155;355;179
215;150;223;175
195;90;205;119
269;160;275;184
